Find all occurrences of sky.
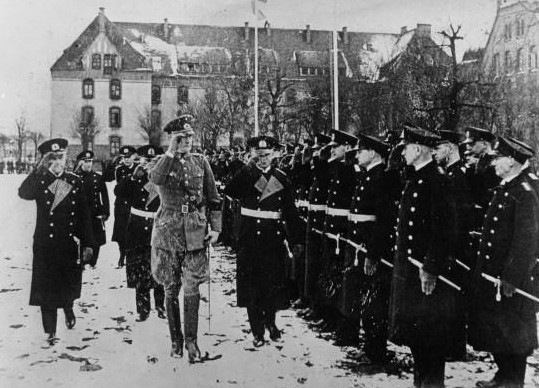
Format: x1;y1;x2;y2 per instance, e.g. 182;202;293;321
0;0;498;136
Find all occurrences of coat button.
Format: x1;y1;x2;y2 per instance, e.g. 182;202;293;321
49;234;53;238
50;223;53;227
486;255;490;260
413;193;418;198
46;201;50;205
256;231;260;235
408;235;413;240
411;207;416;212
409;221;413;226
407;249;412;254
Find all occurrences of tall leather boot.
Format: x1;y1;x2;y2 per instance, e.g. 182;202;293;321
165;295;183;358
41;306;58;345
184;293;201;363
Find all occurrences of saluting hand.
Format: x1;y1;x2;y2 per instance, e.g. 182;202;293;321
419;267;437;295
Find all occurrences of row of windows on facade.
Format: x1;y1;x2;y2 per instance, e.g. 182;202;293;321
84;136;122;156
91;53;119;74
492;46;539;74
504;19;527;41
83;79;121;99
79;106;162;129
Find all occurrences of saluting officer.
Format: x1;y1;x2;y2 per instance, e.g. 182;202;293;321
469;137;539;388
18;139;94;345
346;133;397;364
389;126;457;388
75;150;110;268
224;136;304;347
115;145;166;322
113;145;137;268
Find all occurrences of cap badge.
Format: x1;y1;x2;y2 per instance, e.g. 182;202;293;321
86;152;91;158
148;148;155;156
183;123;192;131
51;143;59;151
259;140;267;148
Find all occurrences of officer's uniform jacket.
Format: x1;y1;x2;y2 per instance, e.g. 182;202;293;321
389;161;456;347
306;158;330;231
469;173;539;354
79;169;109;246
112;164;136;243
18;169;94;307
149;152;222;254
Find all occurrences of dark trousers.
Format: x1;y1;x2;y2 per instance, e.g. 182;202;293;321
363;271;391;362
247;306;276;339
41;303;73;335
88;245;100;267
410;344;446;388
493;353;527;387
135;284;164;315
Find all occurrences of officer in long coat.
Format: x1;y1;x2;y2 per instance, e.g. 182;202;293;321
75;150;109;268
224;136;304;347
115;145;165;322
18;138;94;344
470;137;539;388
113;145;137;268
149;115;221;362
389;126;457;388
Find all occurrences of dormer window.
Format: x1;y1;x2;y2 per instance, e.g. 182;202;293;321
92;54;101;70
104;54;117;75
82;79;94;99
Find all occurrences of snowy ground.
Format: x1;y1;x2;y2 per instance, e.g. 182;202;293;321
1;174;539;388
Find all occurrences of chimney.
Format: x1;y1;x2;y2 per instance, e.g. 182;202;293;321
98;7;106;34
342;27;348;44
244;22;249;41
416;23;431;38
401;26;407;35
306;25;311;43
265;21;271;37
163;18;169;41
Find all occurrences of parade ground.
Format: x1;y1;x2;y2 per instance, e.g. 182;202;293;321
1;174;538;388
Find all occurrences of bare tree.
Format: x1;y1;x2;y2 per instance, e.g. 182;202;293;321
137;106;162;146
27;131;45;161
15;113;29;162
71;109;100;151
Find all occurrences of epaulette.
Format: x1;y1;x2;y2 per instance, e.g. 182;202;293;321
522;181;532;191
528;172;539;180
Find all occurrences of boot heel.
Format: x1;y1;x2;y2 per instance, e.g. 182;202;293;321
170;340;183;358
185;340;201;363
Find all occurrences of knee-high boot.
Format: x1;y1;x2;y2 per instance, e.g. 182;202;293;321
184;293;201;362
165;295;183;357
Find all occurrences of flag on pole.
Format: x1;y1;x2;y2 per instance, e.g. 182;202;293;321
251;0;267;20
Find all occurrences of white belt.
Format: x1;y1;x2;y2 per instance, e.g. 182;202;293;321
308;204;327;212
131;207;156;218
348;213;376;222
297;200;309;208
240;207;282;220
326;207;350;217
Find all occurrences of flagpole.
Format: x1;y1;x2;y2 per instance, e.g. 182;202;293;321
332;30;339;131
254;0;259;136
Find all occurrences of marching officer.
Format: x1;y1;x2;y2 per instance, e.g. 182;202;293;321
75;150;110;268
112;145;137;268
115;145;166;322
347;133;397;364
389;126;457;388
18;138;94;345
149;115;222;362
469;137;539;388
224;135;304;347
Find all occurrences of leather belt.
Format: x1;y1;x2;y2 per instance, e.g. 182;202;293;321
131;207;156;218
348;213;376;222
240;207;282;219
308;204;327;212
161;203;203;214
326;207;350;217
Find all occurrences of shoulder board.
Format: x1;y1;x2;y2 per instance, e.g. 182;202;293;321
522;181;532;191
66;171;80;178
528;172;539;180
275;168;287;177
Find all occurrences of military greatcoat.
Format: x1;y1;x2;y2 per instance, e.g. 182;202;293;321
469;173;539;355
112;164;136;243
18;170;94;307
79;169;109;246
224;163;303;310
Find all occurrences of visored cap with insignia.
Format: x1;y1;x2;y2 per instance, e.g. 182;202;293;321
38;138;68;155
247;135;279;151
508;137;535;156
312;133;331;150
494;136;534;164
136;145;164;159
76;150;94;161
354;133;391;157
436;130;463;145
399;125;440;148
462;126;496;145
119;145;137;157
327;129;358;147
163;114;195;135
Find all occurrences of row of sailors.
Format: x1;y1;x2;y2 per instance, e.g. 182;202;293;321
284;125;538;388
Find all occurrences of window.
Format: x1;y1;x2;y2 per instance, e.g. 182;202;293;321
177;86;189;105
530;46;537;69
109;107;121;128
516;19;526;37
82;79;94;99
110;79;121;100
492;53;500;75
103;54;117;75
517;48;525;71
110;136;121;155
300;67;307;76
81;106;94;126
504;51;512;73
151;85;161;105
504;24;512;40
151;109;161;130
92;54;101;70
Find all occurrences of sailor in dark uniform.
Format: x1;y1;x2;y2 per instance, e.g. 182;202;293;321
113;145;137;268
470;137;539;388
18;139;94;345
74;150;110;268
224;136;304;347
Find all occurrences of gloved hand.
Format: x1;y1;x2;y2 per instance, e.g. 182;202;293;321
292;244;304;259
419;267;437;295
501;279;516;297
35;152;56;175
364;258;378;276
82;247;93;263
205;230;220;245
